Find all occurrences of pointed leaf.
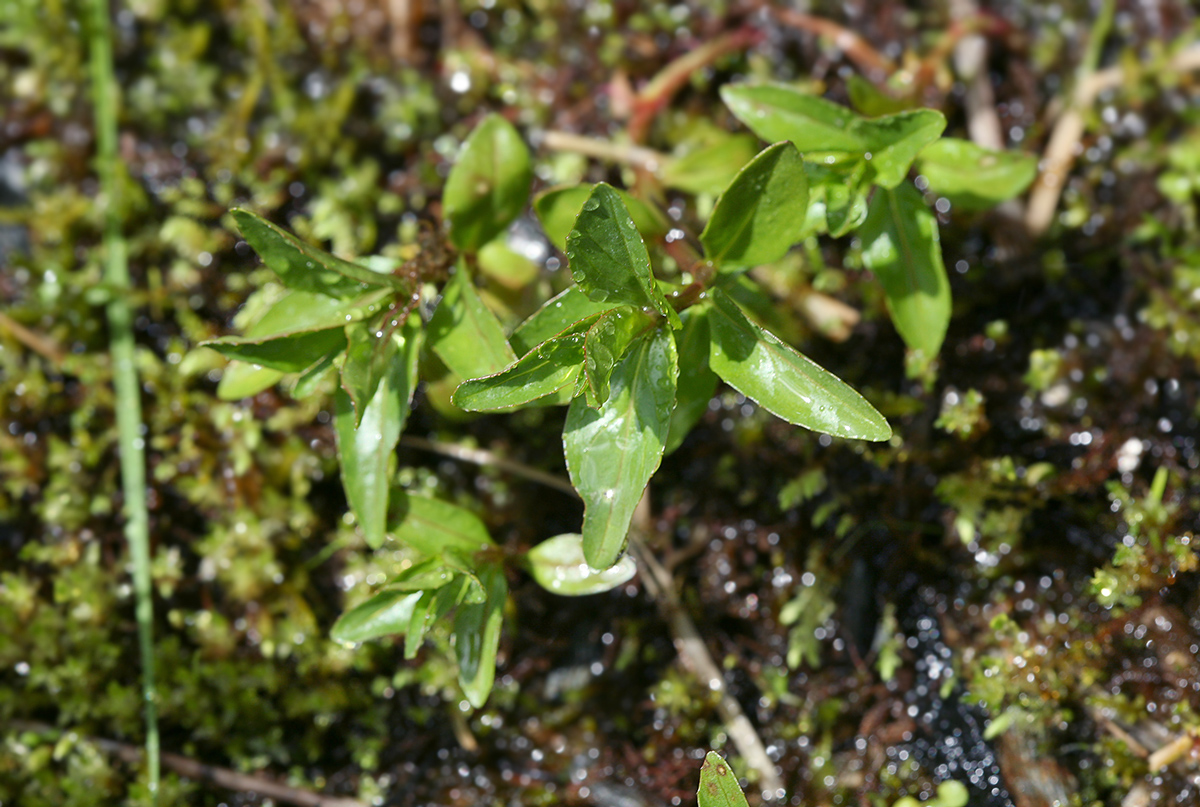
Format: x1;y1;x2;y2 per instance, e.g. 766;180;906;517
331;589;425;644
292;351;338;398
203;328;347;373
707;289;891;441
334;324;421;548
721;84;869;151
701;142;810;268
583;307;655;408
341;320;393;427
535;184;668;252
805;159;871;237
916;138;1038;210
697;752;750;807
443;114;532;252
527;533;638;596
853;108;946;188
565;183;679;327
453;316;597;411
246;289;393;339
216;361;285;400
232;209;405;296
859;182;950;357
454;564;507;708
564;325;678;569
665;307;719;454
510;286;620;356
388;490;495;560
427;264;518;380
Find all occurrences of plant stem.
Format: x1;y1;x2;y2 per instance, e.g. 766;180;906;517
87;0;159;799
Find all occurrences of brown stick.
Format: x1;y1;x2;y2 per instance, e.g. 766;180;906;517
0;311;66;365
9;721;367;807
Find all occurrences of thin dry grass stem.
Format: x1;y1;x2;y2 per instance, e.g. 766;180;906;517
628;494;785;800
400;435;579;497
0;311;66;365
539;130;667;173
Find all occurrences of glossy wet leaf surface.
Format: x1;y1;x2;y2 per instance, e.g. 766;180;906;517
232;208;405;297
701;141;810;268
859;182;951;357
707;289;891;441
565;183;679;327
442;113;533;253
215;361;285;401
509;286;618;356
453;317;595;411
563;325;678;569
526;533;637;595
453;563;506;708
582;306;654;408
330;589;426;644
334;323;420;548
203;327;347;373
535;183;668;252
665;306;719;454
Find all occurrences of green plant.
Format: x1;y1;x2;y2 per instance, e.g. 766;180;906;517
199;83;1033;706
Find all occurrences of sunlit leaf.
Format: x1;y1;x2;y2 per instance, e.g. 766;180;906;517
707;289;891;441
203;328;347;373
427;263;518;380
330;589;425;644
665;306;718;454
535;184;668;252
389;489;496;560
701;142;810;268
859;182;950;357
454;564;506;708
697;752;750;807
216;361;285;400
720;83;946;188
564;325;678;569
443;113;533;253
334;324;421;548
509;286;619;356
232;209;405;297
582;306;655;407
527;533;638;596
916;138;1038;210
453;316;596;411
565;183;679;328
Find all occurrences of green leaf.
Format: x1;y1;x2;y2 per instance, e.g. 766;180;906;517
661;134;760;196
216;361;285;400
583;307;655;408
340;321;392;427
443;113;532;253
859;182;951;357
232;209;405;297
846;75;913;116
527;533;638;596
509;286;619;356
334;324;421;548
203;328;347;373
565;183;680;328
427;264;518;380
916;138;1038;210
330;589;425;644
388;556;458;591
534;184;668;252
719;84;946;188
389;490;495;560
453;316;597;411
453;564;506;708
721;83;870;152
697;752;750;807
701;142;810;268
707;288;891;441
665;307;718;454
564;325;678;569
853;108;946;188
808;159;871;237
292;350;338;398
246;289;393;339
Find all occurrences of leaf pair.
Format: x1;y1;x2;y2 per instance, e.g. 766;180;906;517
721;82;952;357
